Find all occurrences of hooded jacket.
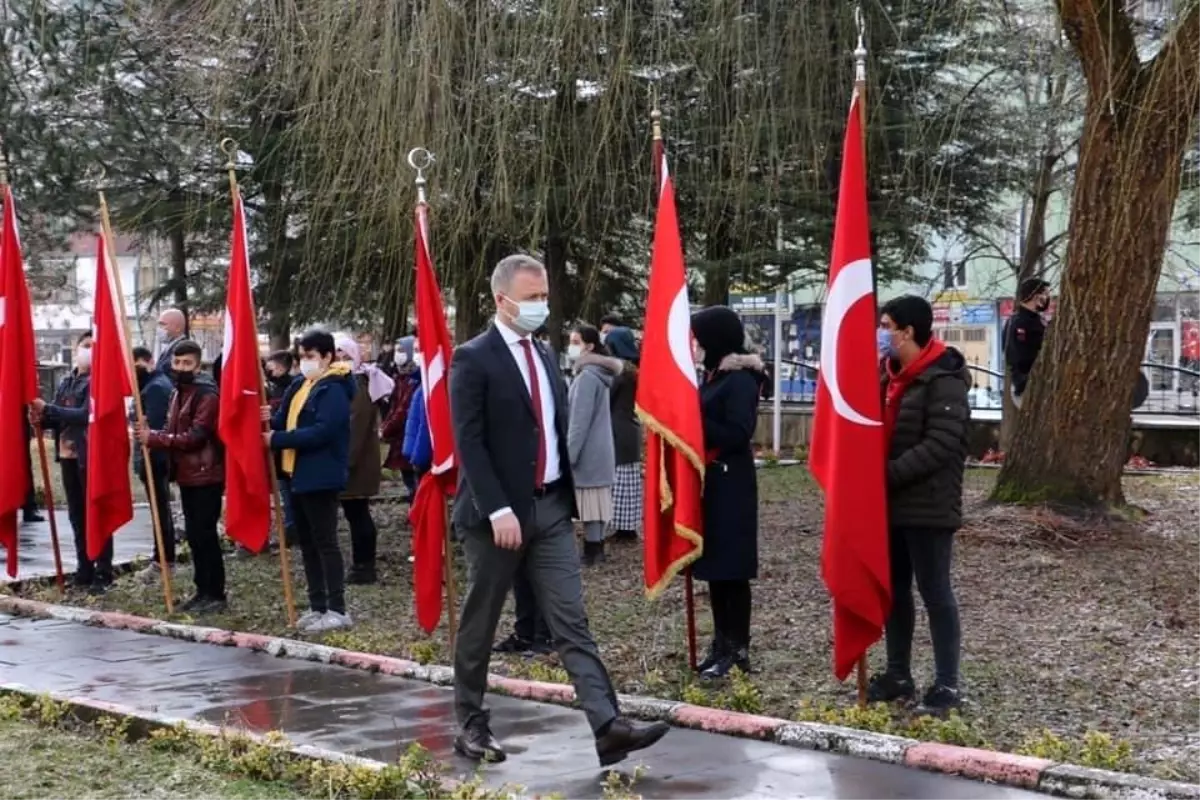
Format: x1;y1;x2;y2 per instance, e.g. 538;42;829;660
269;365;356;494
145;373;224;487
567;357;617;488
882;346;972;530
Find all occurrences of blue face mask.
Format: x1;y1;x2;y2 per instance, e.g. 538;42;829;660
877;328;896;358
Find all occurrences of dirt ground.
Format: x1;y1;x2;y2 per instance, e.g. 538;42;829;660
17;467;1199;782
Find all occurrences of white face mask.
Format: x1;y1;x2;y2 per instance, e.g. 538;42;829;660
503;295;550;333
394;352;408;366
567;344;584;360
75;346;93;369
299;358;323;379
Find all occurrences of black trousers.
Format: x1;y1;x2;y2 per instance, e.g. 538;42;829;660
513;566;551;644
340;498;377;567
885;526;961;689
23;422;37;513
61;459;113;583
293;490;346;614
140;466;176;564
708;579;752;648
180;484;225;600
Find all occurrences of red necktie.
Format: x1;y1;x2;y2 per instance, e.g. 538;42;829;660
519;339;547;489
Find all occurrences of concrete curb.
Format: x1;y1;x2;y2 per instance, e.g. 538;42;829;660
0;681;511;797
4;596;1199;799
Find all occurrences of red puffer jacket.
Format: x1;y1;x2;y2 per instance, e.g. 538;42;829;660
146;375;224;487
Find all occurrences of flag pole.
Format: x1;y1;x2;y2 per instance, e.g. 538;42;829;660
220;139;297;627
408;146;458;652
651;107;699;672
0;144;64;592
94;174;174;613
854;2;871;710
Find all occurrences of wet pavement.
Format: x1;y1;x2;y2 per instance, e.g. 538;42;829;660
3;507;156;584
0;614;1046;798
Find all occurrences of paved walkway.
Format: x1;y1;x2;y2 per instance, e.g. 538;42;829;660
3;508;156;584
0;613;1044;799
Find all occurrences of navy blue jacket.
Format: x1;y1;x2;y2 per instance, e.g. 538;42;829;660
132;368;173;479
269;367;355;494
42;370;91;465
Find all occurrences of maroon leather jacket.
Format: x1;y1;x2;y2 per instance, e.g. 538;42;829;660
145;375;224;487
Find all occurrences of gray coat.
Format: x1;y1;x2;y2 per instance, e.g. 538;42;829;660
567;363;616;488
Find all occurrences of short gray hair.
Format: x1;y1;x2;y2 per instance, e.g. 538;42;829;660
491;254;546;296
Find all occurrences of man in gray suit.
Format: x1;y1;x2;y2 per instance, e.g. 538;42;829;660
154;308;187;375
449;254;669;766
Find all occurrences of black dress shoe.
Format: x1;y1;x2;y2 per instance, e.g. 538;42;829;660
346;565;377;585
454;717;506;763
595;718;670;767
695;635;728;673
179;594;207;612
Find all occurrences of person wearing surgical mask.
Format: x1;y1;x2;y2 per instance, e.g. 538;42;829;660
565;324;620;566
262;330;356;633
31;331;113;591
381;335;421;502
446;254;669;765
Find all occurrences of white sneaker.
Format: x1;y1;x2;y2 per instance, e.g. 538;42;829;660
307;611;354;633
136;563;175;584
296;609;324;631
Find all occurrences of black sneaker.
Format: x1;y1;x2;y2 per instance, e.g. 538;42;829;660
696;636;728;673
492;633;534;654
195;597;229;614
700;647;751;681
346;565;377;585
866;672;916;703
581;541;606;567
22;511;45;523
915;684;962;717
179;594;207;612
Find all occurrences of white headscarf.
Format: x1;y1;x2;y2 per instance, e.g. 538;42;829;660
335;335;395;403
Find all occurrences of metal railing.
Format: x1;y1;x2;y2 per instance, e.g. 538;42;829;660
768;358;1200;417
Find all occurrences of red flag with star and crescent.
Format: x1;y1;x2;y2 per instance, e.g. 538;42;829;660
85;232;134;560
409;200;457;633
636;135;705;598
0;185;40;577
809;89;891;681
218;187;271;553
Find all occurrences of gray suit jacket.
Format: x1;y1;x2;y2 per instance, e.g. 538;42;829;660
449;325;575;530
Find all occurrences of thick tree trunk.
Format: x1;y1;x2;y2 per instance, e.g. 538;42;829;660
993;98;1190;506
544;232;568;351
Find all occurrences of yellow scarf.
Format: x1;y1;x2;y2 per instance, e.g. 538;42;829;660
281;363;351;475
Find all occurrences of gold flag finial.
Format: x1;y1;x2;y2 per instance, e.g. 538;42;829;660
651;107;663;142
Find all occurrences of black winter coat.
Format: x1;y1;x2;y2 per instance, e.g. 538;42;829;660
693;364;761;582
884;347;971;531
609;367;641;465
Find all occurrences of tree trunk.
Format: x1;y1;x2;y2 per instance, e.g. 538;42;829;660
993;90;1190;510
702;216;733;307
168;222;188;329
544;232;568;351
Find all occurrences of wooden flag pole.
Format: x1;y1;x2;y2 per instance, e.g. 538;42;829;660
95;178;174;614
0;144;65;592
854;3;871;710
220;139;297;627
408;146;460;652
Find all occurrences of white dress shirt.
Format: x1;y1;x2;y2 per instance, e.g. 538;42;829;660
489;319;562;521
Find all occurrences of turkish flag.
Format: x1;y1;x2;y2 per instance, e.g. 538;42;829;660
636;140;705;598
409;200;457;633
218;188;270;553
85;233;134;560
0;186;40;577
809;90;891;681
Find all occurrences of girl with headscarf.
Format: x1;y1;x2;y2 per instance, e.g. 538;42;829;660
689;306;765;680
603;326;643;542
334;335;394;584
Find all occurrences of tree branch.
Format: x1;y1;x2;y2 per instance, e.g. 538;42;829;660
1144;2;1200;130
1055;0;1141;108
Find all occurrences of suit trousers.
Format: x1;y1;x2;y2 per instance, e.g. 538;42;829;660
454;485;618;734
61;459;113;583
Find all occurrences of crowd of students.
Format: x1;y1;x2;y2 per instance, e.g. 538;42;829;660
25;285;991;716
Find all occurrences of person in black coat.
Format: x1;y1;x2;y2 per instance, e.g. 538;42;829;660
690;306;764;680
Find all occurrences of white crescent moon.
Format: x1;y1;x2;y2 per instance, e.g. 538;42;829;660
820;258;881;427
667;286;698;387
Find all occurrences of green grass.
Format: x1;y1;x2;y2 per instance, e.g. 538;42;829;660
0;717;302;800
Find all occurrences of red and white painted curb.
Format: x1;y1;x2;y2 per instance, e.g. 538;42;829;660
2;596;1196;799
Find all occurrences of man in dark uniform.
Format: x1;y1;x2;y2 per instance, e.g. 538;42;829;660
1003;278;1050;409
